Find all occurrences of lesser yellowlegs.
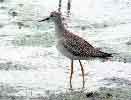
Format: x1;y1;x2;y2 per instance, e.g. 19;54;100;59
39;11;112;88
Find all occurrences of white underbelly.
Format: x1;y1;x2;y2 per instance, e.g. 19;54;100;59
56;42;74;59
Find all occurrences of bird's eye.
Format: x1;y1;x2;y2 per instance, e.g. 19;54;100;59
50;15;54;17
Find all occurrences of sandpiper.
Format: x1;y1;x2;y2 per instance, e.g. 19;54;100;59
39;11;112;88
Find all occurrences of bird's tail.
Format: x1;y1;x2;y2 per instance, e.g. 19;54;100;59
95;51;112;58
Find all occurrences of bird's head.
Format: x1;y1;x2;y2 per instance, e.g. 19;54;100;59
39;11;61;22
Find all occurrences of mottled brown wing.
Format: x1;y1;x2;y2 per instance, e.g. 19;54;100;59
63;33;97;57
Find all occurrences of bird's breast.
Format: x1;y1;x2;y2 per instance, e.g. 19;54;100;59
56;40;74;59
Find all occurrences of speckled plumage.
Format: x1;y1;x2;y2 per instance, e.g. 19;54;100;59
45;12;112;60
62;30;112;60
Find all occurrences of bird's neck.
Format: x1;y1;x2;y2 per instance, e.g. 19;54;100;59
54;17;66;40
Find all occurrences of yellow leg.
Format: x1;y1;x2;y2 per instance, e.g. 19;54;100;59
70;59;73;89
79;60;85;88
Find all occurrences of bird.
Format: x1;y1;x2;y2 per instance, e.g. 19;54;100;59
39;11;112;88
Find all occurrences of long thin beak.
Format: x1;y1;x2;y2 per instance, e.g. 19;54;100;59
38;17;50;22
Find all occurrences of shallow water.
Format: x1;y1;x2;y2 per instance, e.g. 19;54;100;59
0;0;131;99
